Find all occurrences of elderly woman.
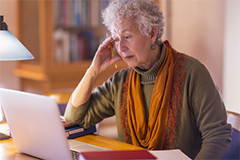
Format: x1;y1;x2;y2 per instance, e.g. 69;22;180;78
64;0;232;159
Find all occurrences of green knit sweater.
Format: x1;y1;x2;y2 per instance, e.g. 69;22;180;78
64;43;232;159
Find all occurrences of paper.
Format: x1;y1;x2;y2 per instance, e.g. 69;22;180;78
150;149;191;160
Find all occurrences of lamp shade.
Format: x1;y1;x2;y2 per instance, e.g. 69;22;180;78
0;30;34;61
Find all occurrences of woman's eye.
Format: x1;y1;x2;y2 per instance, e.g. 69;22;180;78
125;36;131;39
113;36;131;42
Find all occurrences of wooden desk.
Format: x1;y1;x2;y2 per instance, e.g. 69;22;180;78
0;123;143;160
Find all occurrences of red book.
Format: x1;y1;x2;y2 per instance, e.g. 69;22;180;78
79;150;157;160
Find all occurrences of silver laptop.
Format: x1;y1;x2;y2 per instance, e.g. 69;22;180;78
0;88;109;160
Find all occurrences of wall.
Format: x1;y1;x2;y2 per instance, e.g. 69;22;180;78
223;0;240;114
0;0;20;90
161;0;240;114
169;0;225;92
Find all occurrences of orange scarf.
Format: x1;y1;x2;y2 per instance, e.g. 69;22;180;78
127;45;174;150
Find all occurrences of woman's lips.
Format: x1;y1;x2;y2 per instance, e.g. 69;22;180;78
124;55;134;60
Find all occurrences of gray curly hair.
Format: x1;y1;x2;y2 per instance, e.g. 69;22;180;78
102;0;165;45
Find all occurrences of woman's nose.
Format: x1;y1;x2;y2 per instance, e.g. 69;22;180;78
117;40;128;53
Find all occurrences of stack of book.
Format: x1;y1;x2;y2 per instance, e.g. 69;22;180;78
61;116;96;139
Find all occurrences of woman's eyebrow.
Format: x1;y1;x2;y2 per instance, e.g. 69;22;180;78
112;27;131;35
120;29;128;33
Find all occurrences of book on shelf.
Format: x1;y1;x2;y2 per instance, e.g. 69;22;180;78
54;29;70;63
54;29;95;63
53;0;110;63
61;116;96;139
53;0;110;28
79;149;157;160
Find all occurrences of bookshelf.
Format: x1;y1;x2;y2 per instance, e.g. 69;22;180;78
14;0;128;93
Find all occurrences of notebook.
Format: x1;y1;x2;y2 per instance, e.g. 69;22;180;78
0;88;109;160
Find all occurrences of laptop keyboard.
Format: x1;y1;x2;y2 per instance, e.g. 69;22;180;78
71;150;79;160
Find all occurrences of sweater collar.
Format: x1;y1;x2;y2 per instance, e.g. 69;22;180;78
133;43;166;84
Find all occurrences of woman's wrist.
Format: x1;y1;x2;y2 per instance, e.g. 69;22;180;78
86;65;101;79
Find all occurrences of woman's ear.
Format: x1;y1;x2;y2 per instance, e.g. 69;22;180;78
150;26;158;43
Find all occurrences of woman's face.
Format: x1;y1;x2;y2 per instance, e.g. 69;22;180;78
111;19;156;70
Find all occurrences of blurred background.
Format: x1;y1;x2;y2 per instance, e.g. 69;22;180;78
0;0;239;115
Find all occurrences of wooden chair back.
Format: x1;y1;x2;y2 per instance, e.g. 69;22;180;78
222;111;240;159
